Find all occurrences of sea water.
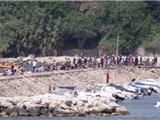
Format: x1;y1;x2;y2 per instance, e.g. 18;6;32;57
0;94;160;120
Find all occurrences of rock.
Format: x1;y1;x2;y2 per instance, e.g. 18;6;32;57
87;107;100;115
26;106;41;116
38;98;49;108
61;103;70;110
40;107;48;115
10;112;18;117
76;100;85;108
87;104;94;108
116;106;129;115
0;99;13;108
18;107;30;116
0;112;9;117
53;107;75;117
102;106;115;114
49;102;59;112
5;106;18;116
65;100;72;107
0;94;129;117
81;100;88;103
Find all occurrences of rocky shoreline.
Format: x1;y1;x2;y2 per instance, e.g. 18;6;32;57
0;80;159;117
0;95;128;117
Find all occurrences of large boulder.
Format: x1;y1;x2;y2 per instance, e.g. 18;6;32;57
5;106;18;117
115;106;129;115
26;106;41;116
65;100;72;107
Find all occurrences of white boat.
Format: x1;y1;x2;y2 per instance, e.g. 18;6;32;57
128;79;159;92
78;84;138;101
141;79;160;87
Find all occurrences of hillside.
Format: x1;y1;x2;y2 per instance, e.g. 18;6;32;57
0;1;160;57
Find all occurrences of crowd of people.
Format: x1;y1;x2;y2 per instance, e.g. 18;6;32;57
0;55;159;76
43;55;159;71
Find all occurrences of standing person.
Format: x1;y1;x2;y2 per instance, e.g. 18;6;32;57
10;64;15;75
153;56;158;66
32;60;37;72
100;56;104;68
106;71;110;84
140;56;143;65
48;84;52;93
103;56;107;68
134;56;139;66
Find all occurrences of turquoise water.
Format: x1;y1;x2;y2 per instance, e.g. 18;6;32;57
0;94;160;120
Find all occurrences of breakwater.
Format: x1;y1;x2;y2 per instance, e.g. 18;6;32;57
0;95;128;117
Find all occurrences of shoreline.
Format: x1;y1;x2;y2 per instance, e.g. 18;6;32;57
0;67;159;117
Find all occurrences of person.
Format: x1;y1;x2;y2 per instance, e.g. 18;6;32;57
10;64;15;75
153;56;158;66
134;56;139;66
100;56;104;68
32;60;37;72
140;56;143;65
106;71;110;84
48;84;52;93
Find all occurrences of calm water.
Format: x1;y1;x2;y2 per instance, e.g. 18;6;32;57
0;94;160;120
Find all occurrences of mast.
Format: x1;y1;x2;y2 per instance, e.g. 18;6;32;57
116;35;119;68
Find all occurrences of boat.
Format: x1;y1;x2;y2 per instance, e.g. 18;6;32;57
129;80;159;91
58;86;76;90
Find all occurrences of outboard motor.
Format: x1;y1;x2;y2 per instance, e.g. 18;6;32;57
141;88;152;96
149;87;158;93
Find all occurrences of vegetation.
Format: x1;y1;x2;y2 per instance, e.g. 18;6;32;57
0;1;160;57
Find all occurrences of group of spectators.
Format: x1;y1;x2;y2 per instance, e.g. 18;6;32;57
32;55;159;72
0;55;159;76
98;55;158;68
